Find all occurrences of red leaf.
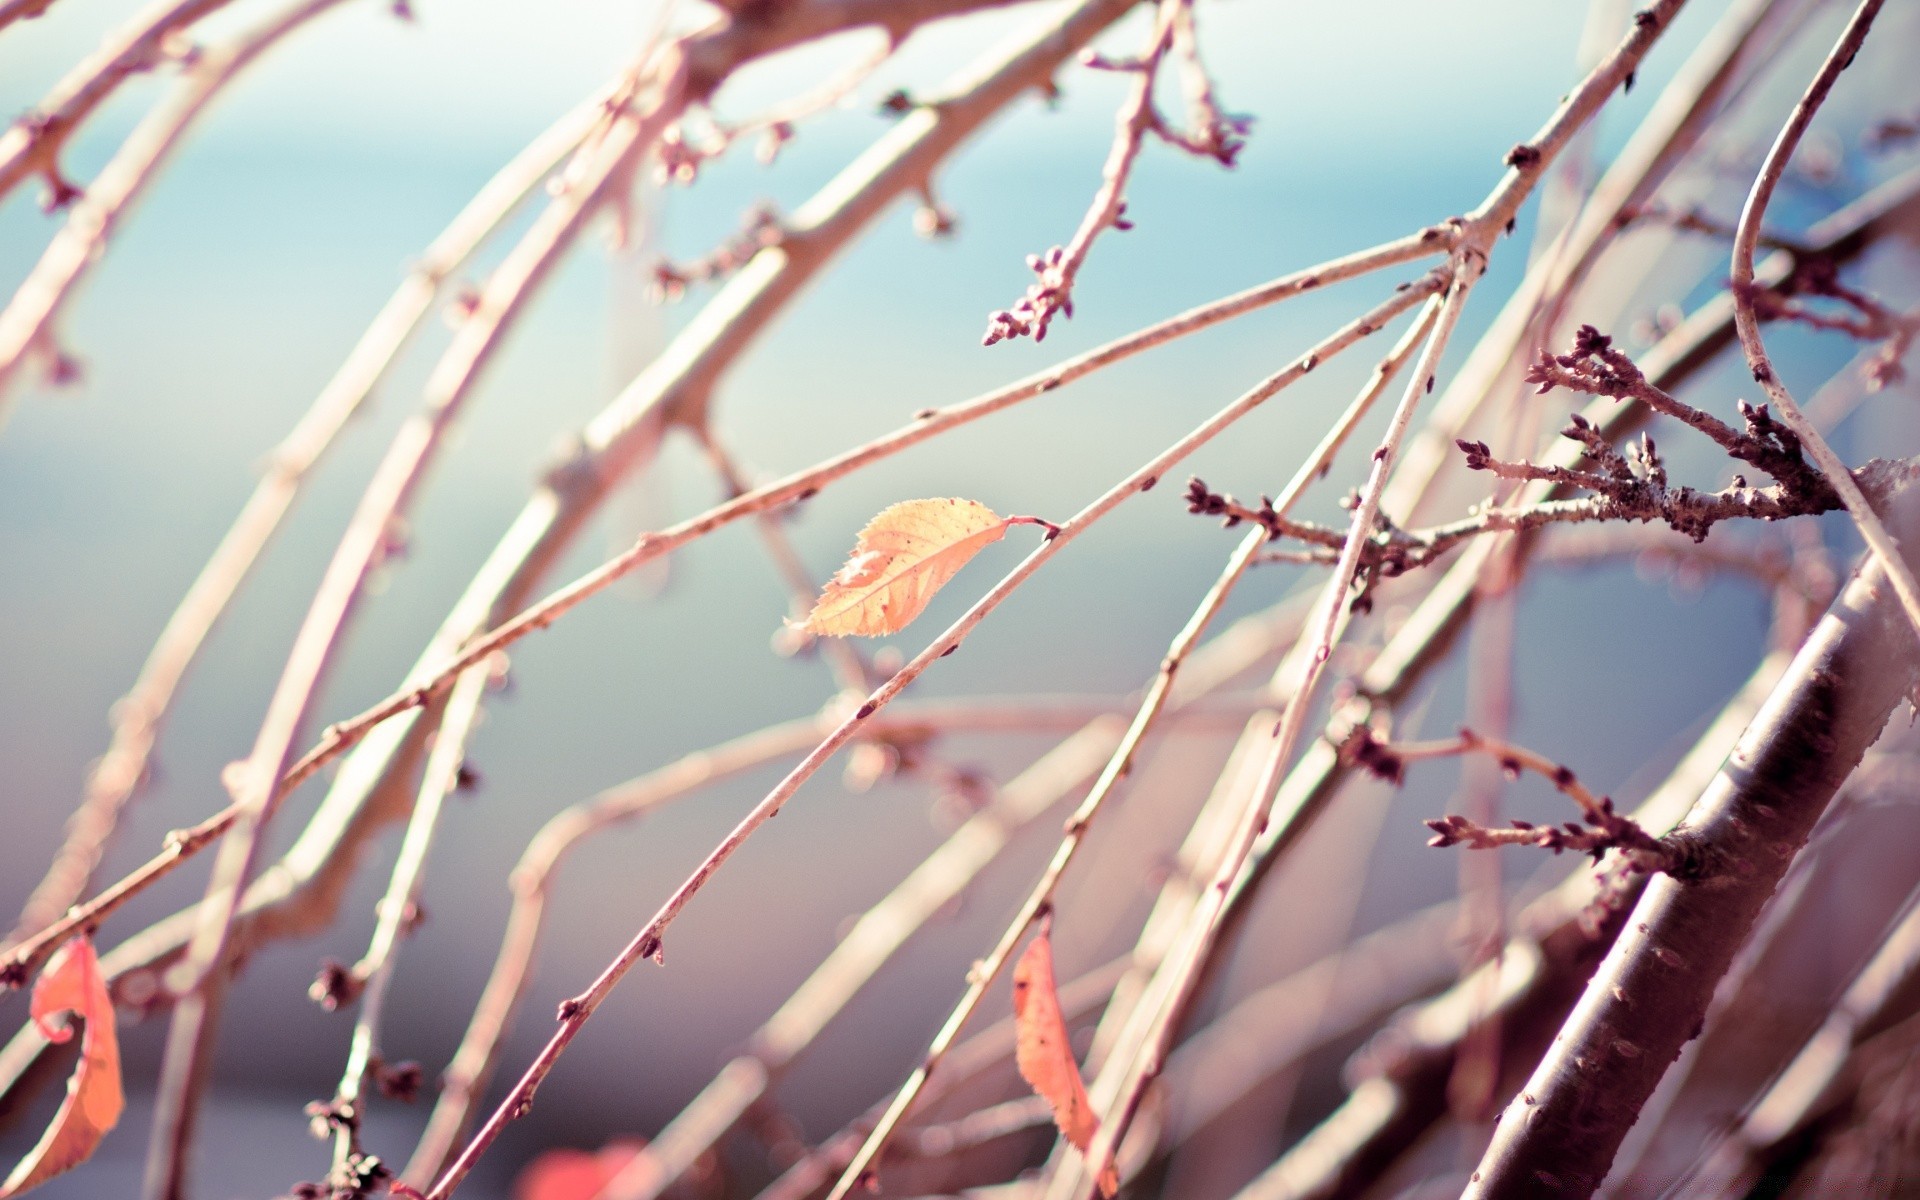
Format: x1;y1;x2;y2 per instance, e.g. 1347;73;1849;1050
1012;919;1118;1197
513;1139;646;1200
1;936;122;1197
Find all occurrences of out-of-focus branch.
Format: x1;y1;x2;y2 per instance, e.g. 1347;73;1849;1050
0;0;62;35
139;57;686;1200
0;0;236;207
1676;889;1920;1199
693;429;873;693
5;82;606;950
0;0;354;424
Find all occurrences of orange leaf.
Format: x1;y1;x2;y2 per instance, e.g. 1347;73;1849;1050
1012;919;1118;1198
513;1139;645;1200
1;936;122;1197
801;498;1012;637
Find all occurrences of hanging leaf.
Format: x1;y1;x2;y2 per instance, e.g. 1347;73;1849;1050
1;936;122;1197
1012;917;1119;1198
801;498;1027;637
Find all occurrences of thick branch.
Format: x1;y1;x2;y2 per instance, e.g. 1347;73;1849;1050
1461;490;1920;1198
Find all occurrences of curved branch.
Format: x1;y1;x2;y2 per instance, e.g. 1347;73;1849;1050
1726;0;1920;643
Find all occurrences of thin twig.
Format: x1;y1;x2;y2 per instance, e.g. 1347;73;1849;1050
319;666;489;1193
981;0;1182;345
1389;0;1808;530
1726;0;1920;642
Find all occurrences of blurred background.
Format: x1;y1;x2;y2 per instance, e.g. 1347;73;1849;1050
1;1;1917;1196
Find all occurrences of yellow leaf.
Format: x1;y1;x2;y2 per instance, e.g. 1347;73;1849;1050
801;498;1014;638
2;936;122;1197
1012;918;1119;1198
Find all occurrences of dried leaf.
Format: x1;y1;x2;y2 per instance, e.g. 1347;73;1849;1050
1012;920;1119;1197
801;498;1012;637
1;937;122;1197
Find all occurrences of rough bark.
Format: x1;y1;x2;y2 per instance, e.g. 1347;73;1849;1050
1461;489;1920;1198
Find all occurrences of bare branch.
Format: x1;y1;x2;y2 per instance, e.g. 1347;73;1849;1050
0;0;355;423
5;79;606;951
1725;0;1920;644
0;0;236;207
1461;488;1920;1198
1236;651;1791;1200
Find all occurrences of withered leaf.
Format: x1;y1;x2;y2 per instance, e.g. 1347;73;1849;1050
1;936;122;1197
801;498;1013;638
1012;919;1119;1197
